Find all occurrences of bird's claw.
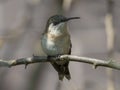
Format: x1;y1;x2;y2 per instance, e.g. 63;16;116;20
47;55;61;60
55;55;61;60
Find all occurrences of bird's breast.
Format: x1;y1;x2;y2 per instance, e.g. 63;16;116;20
41;33;71;56
47;33;63;41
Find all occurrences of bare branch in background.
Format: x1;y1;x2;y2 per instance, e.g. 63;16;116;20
105;0;115;90
63;0;73;11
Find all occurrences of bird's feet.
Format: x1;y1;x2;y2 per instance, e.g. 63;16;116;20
47;55;62;60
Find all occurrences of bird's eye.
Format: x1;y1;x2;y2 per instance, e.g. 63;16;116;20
53;22;59;25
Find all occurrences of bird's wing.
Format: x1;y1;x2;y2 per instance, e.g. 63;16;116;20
33;39;46;56
68;41;72;55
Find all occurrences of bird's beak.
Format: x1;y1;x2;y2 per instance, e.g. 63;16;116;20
66;17;80;21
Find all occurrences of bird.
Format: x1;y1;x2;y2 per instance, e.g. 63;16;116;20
37;15;80;81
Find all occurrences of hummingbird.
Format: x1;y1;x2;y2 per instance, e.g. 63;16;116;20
40;15;80;81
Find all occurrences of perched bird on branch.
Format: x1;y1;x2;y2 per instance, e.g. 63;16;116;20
34;15;80;80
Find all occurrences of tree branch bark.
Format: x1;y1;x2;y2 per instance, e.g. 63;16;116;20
0;55;120;70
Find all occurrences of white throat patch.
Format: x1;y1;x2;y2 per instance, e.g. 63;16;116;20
48;23;67;35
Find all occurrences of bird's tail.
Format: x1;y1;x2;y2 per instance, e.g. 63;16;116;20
64;65;71;80
51;62;71;81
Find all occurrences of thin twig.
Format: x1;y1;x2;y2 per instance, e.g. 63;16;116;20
0;55;120;70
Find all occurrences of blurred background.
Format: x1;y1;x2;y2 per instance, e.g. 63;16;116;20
0;0;120;90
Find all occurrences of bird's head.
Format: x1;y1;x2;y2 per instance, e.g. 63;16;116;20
45;15;80;34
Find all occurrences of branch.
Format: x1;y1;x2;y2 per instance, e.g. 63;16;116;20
0;55;120;70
